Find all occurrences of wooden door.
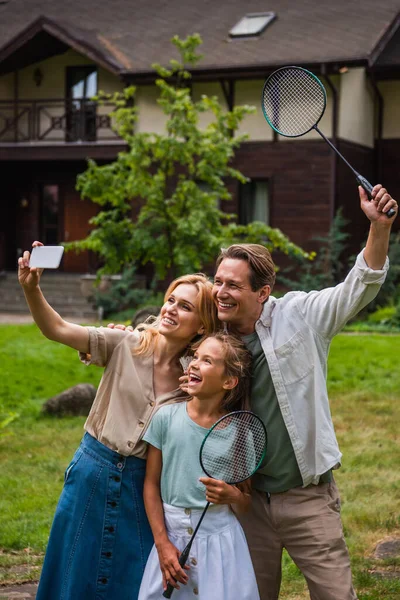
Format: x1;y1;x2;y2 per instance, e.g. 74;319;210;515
62;183;98;272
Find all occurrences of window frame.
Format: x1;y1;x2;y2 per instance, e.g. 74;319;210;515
238;179;270;226
229;12;277;39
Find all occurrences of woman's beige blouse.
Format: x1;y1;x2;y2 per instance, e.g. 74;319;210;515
79;327;187;458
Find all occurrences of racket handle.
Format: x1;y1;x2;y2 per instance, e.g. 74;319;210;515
162;547;191;598
162;584;175;599
355;175;396;218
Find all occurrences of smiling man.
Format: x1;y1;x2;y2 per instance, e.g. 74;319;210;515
212;185;397;600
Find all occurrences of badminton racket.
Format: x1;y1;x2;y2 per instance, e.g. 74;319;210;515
261;66;396;218
162;410;267;598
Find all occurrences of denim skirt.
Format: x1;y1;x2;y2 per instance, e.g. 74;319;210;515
36;433;153;600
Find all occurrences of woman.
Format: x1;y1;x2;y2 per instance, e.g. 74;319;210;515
18;242;219;600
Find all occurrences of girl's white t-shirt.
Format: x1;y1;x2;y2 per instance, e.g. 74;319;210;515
143;402;210;509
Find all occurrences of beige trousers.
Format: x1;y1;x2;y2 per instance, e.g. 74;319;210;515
238;481;358;600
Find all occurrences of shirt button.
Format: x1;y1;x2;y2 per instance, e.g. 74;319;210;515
190;557;197;565
127;441;133;448
193;588;198;595
138;421;144;428
149;401;155;407
187;527;193;535
184;508;191;515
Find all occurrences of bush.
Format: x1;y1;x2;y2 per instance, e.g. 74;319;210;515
366;231;400;313
389;301;400;328
93;265;163;318
367;306;396;324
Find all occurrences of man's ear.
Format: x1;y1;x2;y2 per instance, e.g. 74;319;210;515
258;285;271;304
223;376;238;391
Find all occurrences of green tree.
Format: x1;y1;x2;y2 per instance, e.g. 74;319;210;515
68;34;312;281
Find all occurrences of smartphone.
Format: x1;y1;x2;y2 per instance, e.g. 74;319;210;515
29;246;64;269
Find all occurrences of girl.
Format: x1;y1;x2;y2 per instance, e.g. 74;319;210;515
139;332;260;600
18;242;219;600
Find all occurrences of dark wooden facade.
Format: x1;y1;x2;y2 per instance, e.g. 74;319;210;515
1;160;100;272
1;136;399;273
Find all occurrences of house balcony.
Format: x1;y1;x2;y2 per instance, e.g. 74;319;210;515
0;98;126;160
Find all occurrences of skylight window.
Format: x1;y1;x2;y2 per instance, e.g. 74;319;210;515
229;12;276;38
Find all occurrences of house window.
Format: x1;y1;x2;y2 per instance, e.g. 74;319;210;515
239;180;269;225
229;13;276;38
66;66;98;141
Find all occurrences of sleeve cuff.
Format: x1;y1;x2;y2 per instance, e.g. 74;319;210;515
78;327;106;366
357;250;389;285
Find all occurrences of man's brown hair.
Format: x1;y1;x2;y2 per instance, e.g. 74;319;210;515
216;244;276;291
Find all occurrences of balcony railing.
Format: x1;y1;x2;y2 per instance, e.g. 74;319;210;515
0;98;121;143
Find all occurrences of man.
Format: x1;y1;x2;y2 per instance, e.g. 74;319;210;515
212;185;397;600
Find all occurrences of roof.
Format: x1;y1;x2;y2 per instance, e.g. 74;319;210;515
0;0;399;77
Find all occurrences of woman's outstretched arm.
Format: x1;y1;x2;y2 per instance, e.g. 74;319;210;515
18;243;89;354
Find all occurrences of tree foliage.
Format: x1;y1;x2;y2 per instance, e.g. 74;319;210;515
67;34;313;280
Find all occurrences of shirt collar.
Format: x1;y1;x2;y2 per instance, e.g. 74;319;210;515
258;296;277;328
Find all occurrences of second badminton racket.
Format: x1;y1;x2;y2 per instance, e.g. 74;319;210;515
261;66;396;218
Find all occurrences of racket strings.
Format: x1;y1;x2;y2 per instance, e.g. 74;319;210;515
200;413;266;484
262;67;325;136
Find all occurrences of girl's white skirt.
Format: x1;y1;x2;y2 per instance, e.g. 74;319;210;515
138;503;260;600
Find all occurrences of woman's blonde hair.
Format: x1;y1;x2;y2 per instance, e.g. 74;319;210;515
133;273;219;356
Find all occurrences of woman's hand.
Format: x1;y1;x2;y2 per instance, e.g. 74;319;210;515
156;539;189;591
179;373;189;393
18;241;44;291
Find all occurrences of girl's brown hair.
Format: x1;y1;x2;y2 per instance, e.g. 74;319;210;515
133;273;219;356
198;332;252;413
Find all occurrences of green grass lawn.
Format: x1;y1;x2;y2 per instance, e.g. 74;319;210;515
0;325;399;598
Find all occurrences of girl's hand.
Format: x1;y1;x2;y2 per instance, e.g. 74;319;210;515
18;241;44;291
156;540;190;590
199;477;243;505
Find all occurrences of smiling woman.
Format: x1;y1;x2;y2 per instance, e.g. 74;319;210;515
17;245;220;600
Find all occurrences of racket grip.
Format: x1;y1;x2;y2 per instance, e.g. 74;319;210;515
162;548;191;598
355;175;396;218
162;584;175;599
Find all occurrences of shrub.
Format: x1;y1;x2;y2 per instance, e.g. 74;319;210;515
93;265;163;318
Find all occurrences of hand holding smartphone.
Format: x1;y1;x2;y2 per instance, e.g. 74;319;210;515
29;246;64;269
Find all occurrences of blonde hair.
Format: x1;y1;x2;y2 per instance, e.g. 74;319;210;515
133;273;219;356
